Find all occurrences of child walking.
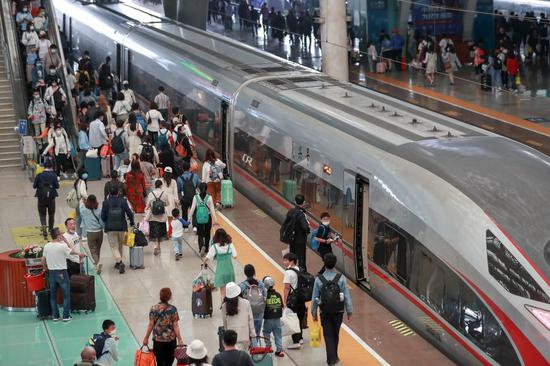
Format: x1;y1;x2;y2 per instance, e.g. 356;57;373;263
171;208;189;261
262;276;284;358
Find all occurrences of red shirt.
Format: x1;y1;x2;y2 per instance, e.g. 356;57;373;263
507;57;519;75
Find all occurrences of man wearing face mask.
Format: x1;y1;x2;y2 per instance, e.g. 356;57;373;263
315;212;338;275
44;44;62;72
44;65;60;86
15;6;33;31
42;122;70;178
28;89;48;137
44;80;66;117
120;80;136;105
33;9;48;31
92;319;119;366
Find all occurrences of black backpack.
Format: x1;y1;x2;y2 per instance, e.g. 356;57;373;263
106;204;125;231
38;181;54;200
280;210;298;244
151;192;165;215
141;144;154;163
319;274;345;314
89;332;111;358
286;268;315;308
111;131;124;154
180;174;196;202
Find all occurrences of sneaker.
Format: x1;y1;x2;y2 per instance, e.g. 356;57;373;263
96;263;103;275
299;339;304;345
154;247;160;256
52;317;61;322
287;343;301;349
119;262;125;274
199;247;206;257
193;227;197;234
184;228;189;233
114;262;121;269
275;351;285;357
62;316;72;322
175;254;180;261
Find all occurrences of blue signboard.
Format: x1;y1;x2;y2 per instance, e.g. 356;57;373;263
411;0;463;37
18;119;27;136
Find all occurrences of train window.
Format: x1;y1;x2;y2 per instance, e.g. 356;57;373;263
411;250;444;314
486;230;549;303
372;222;409;285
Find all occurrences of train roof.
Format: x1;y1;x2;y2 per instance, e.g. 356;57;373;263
398;136;550;280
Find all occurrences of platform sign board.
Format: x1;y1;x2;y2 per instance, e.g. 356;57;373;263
411;0;463;38
18;119;27;136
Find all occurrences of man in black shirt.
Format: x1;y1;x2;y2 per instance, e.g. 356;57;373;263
212;329;253;366
285;194;310;271
33;160;60;238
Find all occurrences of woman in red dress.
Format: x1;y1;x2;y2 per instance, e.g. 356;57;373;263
125;159;146;213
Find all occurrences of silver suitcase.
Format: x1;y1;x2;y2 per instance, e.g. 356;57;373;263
129;247;144;269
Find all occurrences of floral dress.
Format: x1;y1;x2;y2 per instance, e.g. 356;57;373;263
149;303;179;342
125;170;146;213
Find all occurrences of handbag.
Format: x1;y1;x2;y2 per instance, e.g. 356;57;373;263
190;158;199;173
134;346;155;366
86;149;98;158
281;308;300;337
175;143;188;158
174;344;189;364
99;144;112;158
310;321;322;348
124;230;135;247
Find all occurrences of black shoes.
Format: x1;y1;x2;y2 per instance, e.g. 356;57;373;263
119;262;125;274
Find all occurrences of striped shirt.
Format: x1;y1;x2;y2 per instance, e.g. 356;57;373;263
154;92;170;110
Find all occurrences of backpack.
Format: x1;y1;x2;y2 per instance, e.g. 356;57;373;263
52;88;64;107
66;188;79;209
157;130;169;149
106;204;125;231
179;174;196;201
289;268;314;302
319;274;345;314
243;281;265;317
111;130;125;154
209;163;222;182
195;194;210;224
38;181;54;200
141;144;154;163
280;210;299;244
151;192;165;215
309;225;326;251
88;333;111;358
135;112;147;131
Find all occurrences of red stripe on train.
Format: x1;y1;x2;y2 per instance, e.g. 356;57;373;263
368;264;492;366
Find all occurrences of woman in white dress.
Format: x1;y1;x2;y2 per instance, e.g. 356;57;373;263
125;113;143;158
160;167;179;236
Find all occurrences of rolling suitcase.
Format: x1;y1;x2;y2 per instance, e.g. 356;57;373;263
220;179;234;208
70;259;96;313
376;61;387;73
283;179;297;202
101;155;113;178
36;289;51;319
129;246;145;269
192;287;213;318
85;157;101;181
217;326;225;353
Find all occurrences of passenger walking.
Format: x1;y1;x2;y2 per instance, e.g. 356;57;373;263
282;194;310;271
146;180;169;256
89;111;107;149
506;51;519;91
97;95;114;131
424;45;437;86
188;182;218;256
139;149;158;195
283;252;306;349
311;253;353;366
177;161;200;223
138;134;159;166
185;339;211;366
315;212;337;274
101;186;135;274
221;282;256;351
142;288;184;366
124;160;146;213
42;122;71;178
174;125;193;163
97;56;114;98
161;167;178;233
154;86;170;121
112;92;131;124
157;121;173;150
205;228;237;300
367;41;378;72
239;264;266;335
73;171;89;236
79;195;104;274
103;170;125;199
125;113;143;158
94;319;119;366
42;227;84;322
111;119;128;170
120;80;136;105
158;144;175;174
28;89;48;137
202;148;226;208
63;217;82;277
171;208;189;261
76;123;90;172
262;276;284;358
212;329;254;366
34;160;58;237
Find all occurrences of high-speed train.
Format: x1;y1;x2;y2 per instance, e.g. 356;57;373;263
54;1;550;364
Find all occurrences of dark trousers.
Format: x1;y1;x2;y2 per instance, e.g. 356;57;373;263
153;339;176;366
288;300;306;343
38;198;56;231
321;312;344;364
196;219;212;254
290;241;307;272
48;270;70;319
181;198;192;222
148;131;159;147
317;244;333;275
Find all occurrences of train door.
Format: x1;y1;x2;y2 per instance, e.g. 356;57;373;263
115;43;122;89
354;174;370;288
221;100;229;173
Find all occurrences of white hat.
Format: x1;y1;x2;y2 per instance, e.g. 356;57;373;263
225;282;241;299
164;166;173;173
186;339;208;359
263;276;275;289
122;80;129;84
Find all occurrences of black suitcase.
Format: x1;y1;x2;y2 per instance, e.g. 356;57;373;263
217;326;225;353
36;289;51;319
192;287;213;318
70;259;96;312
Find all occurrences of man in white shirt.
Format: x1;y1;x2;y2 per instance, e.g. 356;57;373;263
283;252;305;349
153;86;170;121
89;111;108;149
63;218;82;277
43;227;85;322
120;81;136;105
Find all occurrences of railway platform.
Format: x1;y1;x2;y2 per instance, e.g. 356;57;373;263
0;167;454;365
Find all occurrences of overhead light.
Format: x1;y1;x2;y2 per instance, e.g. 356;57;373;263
526;305;550;330
323;164;332;175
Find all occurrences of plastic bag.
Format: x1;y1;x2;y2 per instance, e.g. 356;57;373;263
135;346;155;366
139;218;150;236
124;230;135;247
310;321;322;348
192;264;212;292
281;308;301;337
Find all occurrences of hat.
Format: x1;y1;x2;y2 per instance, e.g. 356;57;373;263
225;282;241;299
164;167;173;173
39;31;46;36
186;339;208;359
263;276;275;289
122;80;129;85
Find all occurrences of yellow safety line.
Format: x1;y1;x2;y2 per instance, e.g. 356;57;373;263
217;215;388;366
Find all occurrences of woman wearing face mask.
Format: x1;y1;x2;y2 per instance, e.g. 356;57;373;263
42;122;71;178
28;89;48;137
73;169;89;237
32;9;48;32
44;80;66;117
21;24;39;48
315;212;337;275
37;31;51;60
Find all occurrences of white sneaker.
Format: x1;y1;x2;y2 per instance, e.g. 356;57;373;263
184;228;189;233
193;227;197;234
96;263;103;275
299;339;304;345
287;343;302;349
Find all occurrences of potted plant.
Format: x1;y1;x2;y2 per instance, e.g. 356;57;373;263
13;245;44;267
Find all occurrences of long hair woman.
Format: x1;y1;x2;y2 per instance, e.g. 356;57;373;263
204;228;237;301
79;194;104;273
221;282;256;351
188;182;218;256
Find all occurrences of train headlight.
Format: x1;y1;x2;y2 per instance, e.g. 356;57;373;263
525;305;550;330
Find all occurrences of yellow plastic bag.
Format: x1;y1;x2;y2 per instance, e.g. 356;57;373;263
124;230;135;247
310;321;322;348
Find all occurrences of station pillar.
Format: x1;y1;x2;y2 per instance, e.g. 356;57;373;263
320;0;348;81
163;0;208;30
